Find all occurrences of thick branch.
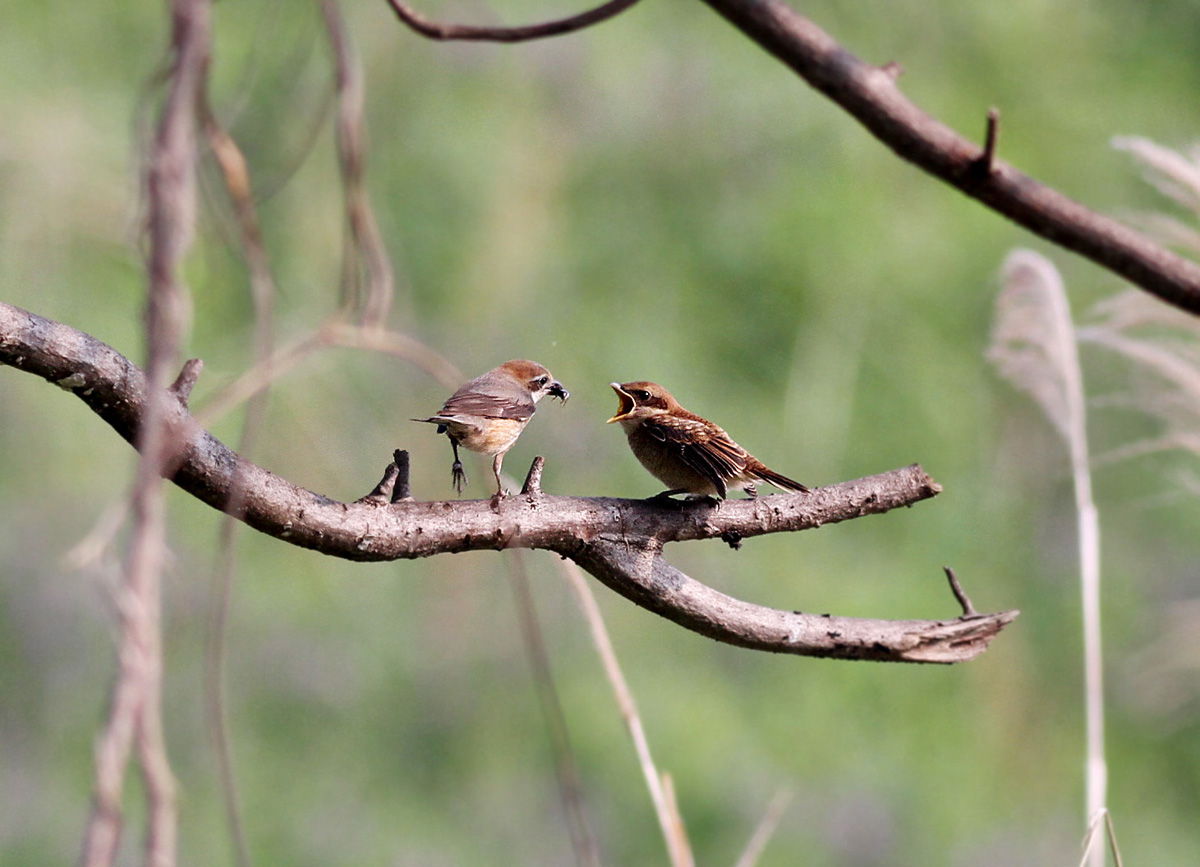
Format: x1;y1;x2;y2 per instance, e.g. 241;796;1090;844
578;545;1016;663
696;0;1200;315
0;302;1018;662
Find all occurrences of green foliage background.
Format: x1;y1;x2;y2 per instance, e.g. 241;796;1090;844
2;0;1200;863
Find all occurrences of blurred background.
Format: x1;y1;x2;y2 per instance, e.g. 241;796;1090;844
2;0;1200;863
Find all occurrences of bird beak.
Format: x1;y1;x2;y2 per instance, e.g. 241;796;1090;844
606;382;635;423
548;381;569;402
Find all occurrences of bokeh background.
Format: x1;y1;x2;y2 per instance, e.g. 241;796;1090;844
3;0;1200;864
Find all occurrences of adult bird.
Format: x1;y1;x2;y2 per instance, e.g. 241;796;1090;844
414;360;568;496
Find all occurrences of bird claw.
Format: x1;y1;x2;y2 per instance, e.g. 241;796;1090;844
451;460;467;494
648;490;692;508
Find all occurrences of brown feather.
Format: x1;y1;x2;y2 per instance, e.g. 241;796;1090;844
609;380;807;498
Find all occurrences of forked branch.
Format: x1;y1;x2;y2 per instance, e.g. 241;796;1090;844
0;301;1018;663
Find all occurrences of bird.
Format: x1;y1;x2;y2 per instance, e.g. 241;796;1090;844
607;380;808;499
413;360;569;497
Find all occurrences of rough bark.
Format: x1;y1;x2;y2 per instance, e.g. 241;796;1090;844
1;301;1018;663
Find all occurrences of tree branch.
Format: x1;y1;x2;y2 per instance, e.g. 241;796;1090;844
697;0;1200;315
384;0;643;43
386;0;1200;314
0;301;1018;663
82;0;209;862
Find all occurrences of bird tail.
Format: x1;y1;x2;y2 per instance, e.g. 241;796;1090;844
411;416;449;434
753;465;809;493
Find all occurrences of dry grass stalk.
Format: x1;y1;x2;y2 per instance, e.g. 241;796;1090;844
558;559;695;867
989;249;1107;867
734;787;792;867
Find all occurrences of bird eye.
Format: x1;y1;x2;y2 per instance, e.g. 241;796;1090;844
532;376;548;388
633;390;650;401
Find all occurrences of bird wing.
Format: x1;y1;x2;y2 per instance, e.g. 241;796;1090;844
643;416;747;498
438;376;536;421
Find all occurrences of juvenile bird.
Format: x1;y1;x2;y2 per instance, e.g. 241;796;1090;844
414;360;568;496
607;380;807;499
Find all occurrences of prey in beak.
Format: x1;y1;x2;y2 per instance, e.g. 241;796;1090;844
548;381;570;403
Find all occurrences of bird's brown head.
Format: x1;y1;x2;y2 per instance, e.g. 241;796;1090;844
499;359;569;403
607;381;677;423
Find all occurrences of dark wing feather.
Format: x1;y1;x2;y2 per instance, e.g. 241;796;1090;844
644;417;747;498
438;375;536;420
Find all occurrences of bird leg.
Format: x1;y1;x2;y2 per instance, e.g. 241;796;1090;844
491;453;506;499
650;488;726;505
648;489;713;508
450;439;467;494
650;488;689;501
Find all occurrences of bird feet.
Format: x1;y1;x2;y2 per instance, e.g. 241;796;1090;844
648;490;721;508
451;460;467;494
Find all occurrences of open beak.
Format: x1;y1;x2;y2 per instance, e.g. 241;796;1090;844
548;381;569;403
606;382;635;423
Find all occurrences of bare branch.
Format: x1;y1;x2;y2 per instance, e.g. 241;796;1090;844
194;320;462;426
383;0;1200;312
83;0;211;863
521;455;546;497
322;0;395;326
201;86;279;867
574;540;1014;663
384;0;643;43
943;566;978;618
0;302;1018;663
392;449;413;502
969;107;1000;180
698;0;1200;315
169;358;203;403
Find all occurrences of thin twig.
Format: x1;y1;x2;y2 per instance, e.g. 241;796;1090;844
200;89;280;867
943;566;978;617
385;0;643;43
972;107;1000;177
195;320;461;426
391;450;412;502
169;358;204;403
322;0;395;326
521;456;546;497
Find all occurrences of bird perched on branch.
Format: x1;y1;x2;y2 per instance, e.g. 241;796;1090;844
607;380;808;499
414;360;568;497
